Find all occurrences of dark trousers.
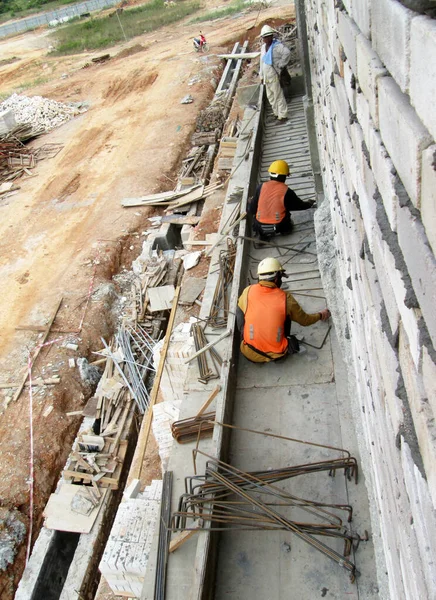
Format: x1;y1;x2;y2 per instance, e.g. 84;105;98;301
253;215;294;238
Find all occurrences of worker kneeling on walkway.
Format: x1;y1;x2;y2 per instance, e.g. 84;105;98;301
237;257;330;363
249;160;315;240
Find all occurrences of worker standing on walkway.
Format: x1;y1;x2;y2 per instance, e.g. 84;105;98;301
259;24;291;122
249;160;315;239
236;257;330;363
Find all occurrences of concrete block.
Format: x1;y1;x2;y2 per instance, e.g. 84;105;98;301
356;34;387;128
410;16;436;141
337;9;360;73
0;109;16;135
180;224;193;244
399;327;436;508
341;0;352;16
343;59;356;114
397;203;436;348
380;228;421;365
373;0;415;93
401;442;436;591
378;77;433;208
123;478;141;500
356;86;372;149
422;347;436;421
351;0;371;39
371;230;400;336
421;145;436;255
370;129;398;231
332;74;351;145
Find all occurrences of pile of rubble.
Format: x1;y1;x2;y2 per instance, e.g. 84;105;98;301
0;94;87;138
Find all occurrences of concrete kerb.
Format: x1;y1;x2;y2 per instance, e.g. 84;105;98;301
189;96;264;600
139;90;264;600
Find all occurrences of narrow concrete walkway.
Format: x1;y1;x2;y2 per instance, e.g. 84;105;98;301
214;98;379;599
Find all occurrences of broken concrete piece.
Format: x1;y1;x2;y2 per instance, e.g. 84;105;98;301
147;285;175;312
68;358;75;368
71;491;95;516
183;251;202;270
66;343;78;351
181;94;194;104
179;277;205;305
123;478;141;500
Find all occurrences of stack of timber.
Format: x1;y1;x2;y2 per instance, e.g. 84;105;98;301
121;182;223;210
217;136;238;171
63;355;134;489
0;137;63;184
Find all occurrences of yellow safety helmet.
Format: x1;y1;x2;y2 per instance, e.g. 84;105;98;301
257;257;285;280
268;160;290;177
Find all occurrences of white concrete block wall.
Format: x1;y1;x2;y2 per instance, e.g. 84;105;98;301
378;76;432;208
356;34;387;128
372;0;415;93
305;0;436;597
410;16;436;141
421;145;436;255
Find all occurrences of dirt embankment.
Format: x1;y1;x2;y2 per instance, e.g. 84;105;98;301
0;3;294;597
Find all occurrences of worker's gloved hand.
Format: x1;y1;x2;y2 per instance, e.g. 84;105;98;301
307;199;317;208
319;309;331;321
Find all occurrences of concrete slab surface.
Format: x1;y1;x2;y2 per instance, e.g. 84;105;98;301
214;94;378;599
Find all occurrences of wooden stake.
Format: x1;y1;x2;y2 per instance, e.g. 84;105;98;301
196;385;221;417
169;528;200;553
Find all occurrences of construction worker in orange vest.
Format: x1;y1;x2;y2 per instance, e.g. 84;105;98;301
236;257;330;363
249;160;315;240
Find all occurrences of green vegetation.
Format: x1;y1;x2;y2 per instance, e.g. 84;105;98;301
0;0;78;22
51;0;200;54
189;0;247;23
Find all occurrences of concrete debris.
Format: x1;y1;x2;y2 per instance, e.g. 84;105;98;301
180;94;194;104
0;93;86;135
71;490;95;516
0;507;26;572
183;251;202;270
77;357;103;387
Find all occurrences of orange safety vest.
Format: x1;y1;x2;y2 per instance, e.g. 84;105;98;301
243;284;288;354
256;180;288;224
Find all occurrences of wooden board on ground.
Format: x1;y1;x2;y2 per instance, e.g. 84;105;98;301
147;285;175;312
217;52;260;59
44;484;108;533
161;215;201;225
82;395;98;418
178;278;206;305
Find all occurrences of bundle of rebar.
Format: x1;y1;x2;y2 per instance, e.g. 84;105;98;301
113;323;160;413
171;452;366;582
190;323;222;384
154;471;173;600
207;238;236;328
171;411;215;444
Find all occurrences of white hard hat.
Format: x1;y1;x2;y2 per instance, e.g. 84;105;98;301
260;24;276;38
257;257;285;280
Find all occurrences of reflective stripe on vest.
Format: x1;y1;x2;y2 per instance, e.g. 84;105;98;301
243;284;288;355
256;180;288;224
